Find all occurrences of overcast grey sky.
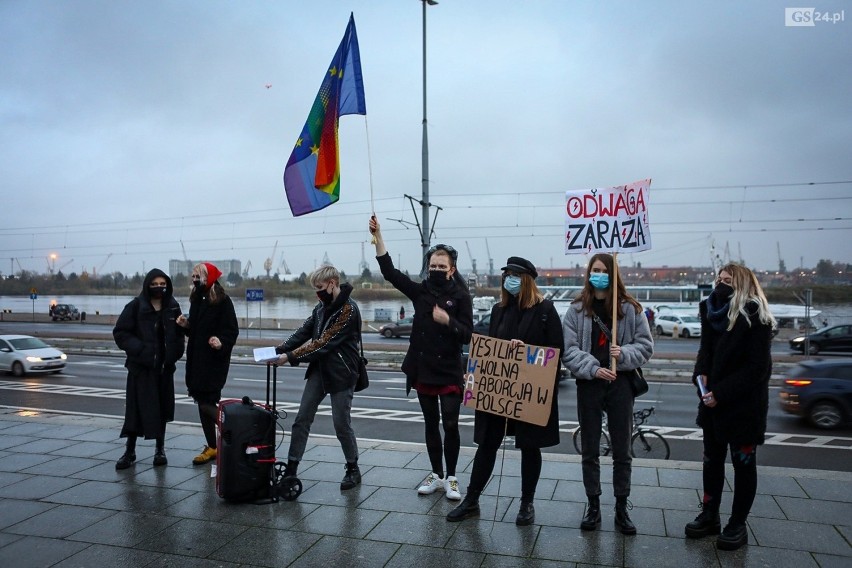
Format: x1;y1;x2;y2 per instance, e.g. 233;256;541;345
1;0;850;279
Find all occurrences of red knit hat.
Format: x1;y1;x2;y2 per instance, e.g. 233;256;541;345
203;263;222;288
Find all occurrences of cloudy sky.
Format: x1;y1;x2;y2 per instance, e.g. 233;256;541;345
2;0;850;280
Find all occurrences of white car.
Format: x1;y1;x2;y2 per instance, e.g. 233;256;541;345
655;314;701;338
0;335;67;376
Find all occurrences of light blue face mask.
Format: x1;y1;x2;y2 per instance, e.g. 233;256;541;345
503;275;522;295
589;273;610;290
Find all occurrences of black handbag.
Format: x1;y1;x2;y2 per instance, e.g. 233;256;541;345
354;313;369;392
592;313;648;398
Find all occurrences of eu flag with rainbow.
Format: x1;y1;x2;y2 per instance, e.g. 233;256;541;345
283;13;367;217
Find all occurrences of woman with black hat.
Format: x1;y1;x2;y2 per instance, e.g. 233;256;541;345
369;216;473;501
447;256;563;526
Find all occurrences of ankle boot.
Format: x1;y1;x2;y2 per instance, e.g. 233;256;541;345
716;519;748;551
515;499;535;526
446;489;481;522
115;450;136;470
614;497;637;535
153;446;167;466
685;502;721;538
580;496;601;531
340;462;361;490
284;459;299;478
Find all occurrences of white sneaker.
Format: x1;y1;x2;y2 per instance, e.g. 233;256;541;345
417;472;444;495
445;476;462;500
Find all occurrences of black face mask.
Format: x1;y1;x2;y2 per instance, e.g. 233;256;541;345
149;286;167;299
192;280;204;290
316;289;333;304
428;270;449;285
714;282;734;300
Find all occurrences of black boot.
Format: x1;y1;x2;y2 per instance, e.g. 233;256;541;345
516;499;535;526
685;502;721;538
115;450;136;470
614;497;637;535
446;489;481;522
340;462;361;490
153;446;167;467
580;496;601;531
716;520;748;551
284;459;299;478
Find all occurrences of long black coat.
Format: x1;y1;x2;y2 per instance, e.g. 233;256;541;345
473;298;564;449
694;299;773;445
113;269;185;439
184;290;239;401
377;253;473;394
276;283;361;394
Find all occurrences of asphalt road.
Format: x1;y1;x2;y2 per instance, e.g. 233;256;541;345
1;353;849;472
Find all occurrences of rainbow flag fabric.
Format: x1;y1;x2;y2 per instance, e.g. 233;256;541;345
284;13;367;216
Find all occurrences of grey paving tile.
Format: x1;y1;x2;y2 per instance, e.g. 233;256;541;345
300;443;356;463
358;486;438;514
98;483;195;513
749;517;851;555
446;518;541;557
747;493;787;519
287;534;400;567
757;475;809;498
70;460;149;482
717;544;820;568
0;473;82;499
429;493;514;523
1;422;54;436
664;508;703;538
356;447;418;467
7;437;81;454
480;476;558;501
624;484;699;511
658;467;703;489
384;544;486;568
20;455;104;476
623;534;720;567
362;464;431;489
0;470;28;489
480;555;578;567
0;435;37;451
5;503;117;538
69;428;121;443
0;535;90;568
52;543;164;567
0;532;24;549
66;510;180;547
49;440;122;458
521;497;585;528
838;524;852;545
294;479;375;507
143;553;241;567
42;479;129;507
291;503;386;539
38;424;98;439
539;459;580;481
365;510;455;546
797;477;852;503
552;479;588;503
0;451;55;472
532;525;624;565
812;553;852;568
0;497;58;529
630;466;661;487
129;463;205;489
135;517;248;557
776;496;852;526
298;459;368;483
208;526;321;567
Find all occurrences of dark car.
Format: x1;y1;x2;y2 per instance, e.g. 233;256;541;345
473;313;491;335
51;304;80;321
789;325;852;355
778;358;852;429
378;317;414;338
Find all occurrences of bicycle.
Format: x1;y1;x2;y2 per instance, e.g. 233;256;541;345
572;406;671;460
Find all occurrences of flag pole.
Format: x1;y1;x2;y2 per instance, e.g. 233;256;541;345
364;117;377;244
611;252;619;372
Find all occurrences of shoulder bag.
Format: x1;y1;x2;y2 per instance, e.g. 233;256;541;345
591;313;648;398
355;310;369;392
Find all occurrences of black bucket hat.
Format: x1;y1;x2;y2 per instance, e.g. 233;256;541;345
501;256;537;279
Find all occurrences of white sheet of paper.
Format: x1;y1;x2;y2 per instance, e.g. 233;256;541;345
253;347;279;363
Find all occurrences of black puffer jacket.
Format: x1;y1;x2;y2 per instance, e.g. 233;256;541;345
376;253;473;394
184;287;239;400
276;283;361;394
694;299;773;445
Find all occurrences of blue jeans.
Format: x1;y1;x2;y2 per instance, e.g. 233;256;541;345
288;376;358;464
576;372;634;497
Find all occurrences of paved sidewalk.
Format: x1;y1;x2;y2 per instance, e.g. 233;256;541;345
0;408;849;568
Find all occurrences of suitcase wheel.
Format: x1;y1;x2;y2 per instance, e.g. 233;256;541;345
277;476;303;501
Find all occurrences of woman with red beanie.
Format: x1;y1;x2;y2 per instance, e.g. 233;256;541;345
176;262;239;465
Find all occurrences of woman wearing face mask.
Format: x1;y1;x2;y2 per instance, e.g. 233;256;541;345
369;216;473;501
447;257;563;525
176;262;239;466
562;253;653;534
684;264;775;551
113;269;185;469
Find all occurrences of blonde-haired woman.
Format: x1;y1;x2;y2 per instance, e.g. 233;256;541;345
685;263;775;551
176;262;239;465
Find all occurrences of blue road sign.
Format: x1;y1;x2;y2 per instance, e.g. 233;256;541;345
246;289;264;302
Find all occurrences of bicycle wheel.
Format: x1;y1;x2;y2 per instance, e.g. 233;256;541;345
573;427;612;456
631;430;670;460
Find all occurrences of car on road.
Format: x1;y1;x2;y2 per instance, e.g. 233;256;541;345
378;317;414;338
0;334;68;377
778;358;852;429
51;303;80;321
655;314;701;338
473;313;490;335
789;325;852;355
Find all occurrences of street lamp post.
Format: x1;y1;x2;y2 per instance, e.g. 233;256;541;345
421;0;437;263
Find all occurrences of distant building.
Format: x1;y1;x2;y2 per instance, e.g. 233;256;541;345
168;259;241;278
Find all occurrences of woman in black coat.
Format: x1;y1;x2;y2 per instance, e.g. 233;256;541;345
113;268;185;470
176;262;239;466
447;256;563;526
685;263;775;551
369;216;473;501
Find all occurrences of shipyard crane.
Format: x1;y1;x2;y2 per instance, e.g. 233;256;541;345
465;241;477;276
264;241;278;278
278;252;291;275
57;259;74;274
322;251;331;266
94;253;112;278
359;242;369;275
242;260;253;278
484;238;494;276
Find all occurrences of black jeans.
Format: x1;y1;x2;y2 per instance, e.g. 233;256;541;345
576;373;633;497
468;414;542;500
702;418;758;523
418;391;461;477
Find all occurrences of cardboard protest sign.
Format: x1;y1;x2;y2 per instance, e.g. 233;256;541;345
462;334;561;426
564;179;652;254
